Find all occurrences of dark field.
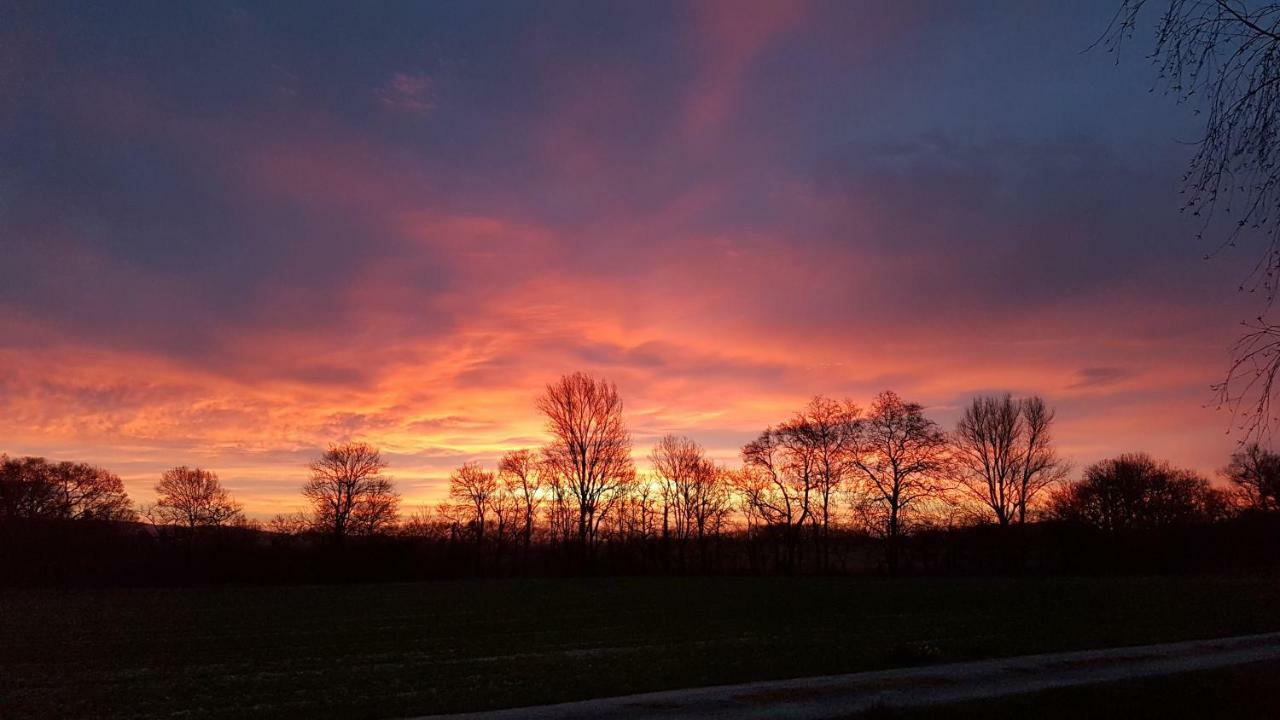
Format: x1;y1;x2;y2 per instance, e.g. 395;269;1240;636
860;659;1280;719
3;576;1280;719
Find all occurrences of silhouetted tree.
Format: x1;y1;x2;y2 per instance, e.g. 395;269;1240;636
740;428;811;569
498;449;545;549
729;466;770;534
738;398;860;569
432;501;468;544
153;466;243;530
953;395;1067;526
545;473;576;545
397;506;447;540
303;442;399;539
1223;442;1280;511
740;430;807;528
449;461;497;543
614;473;661;542
954;395;1022;526
687;462;732;541
0;455;135;522
490;485;517;556
652;434;707;542
1050;452;1228;531
790;397;860;557
0;455;54;519
851;391;951;573
268;511;312;536
1016;397;1069;523
537;372;635;547
1108;1;1280;438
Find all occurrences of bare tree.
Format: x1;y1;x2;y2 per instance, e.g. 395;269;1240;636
303;442;399;539
651;434;731;569
1050;452;1230;530
954;395;1023;526
490;484;517;553
739;425;819;570
432;501;469;543
498;449;545;548
613;473;661;542
735;398;860;569
740;428;811;531
651;434;706;541
449;461;497;543
1016;397;1070;523
347;479;401;536
850;391;951;573
0;455;136;522
153;466;244;530
729;466;771;534
267;511;312;536
788;397;860;541
1223;442;1280;510
51;461;137;522
953;395;1068;526
1108;1;1280;437
544;473;576;545
0;455;59;519
687;462;732;541
536;372;635;547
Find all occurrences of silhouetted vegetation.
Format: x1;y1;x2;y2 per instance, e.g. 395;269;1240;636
0;455;135;523
147;466;244;530
5;375;1280;586
1225;443;1280;511
1047;453;1229;531
954;394;1067;527
303;442;400;539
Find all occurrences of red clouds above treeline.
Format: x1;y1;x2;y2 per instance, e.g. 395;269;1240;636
0;1;1257;514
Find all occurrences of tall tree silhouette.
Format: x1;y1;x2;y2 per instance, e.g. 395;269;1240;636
740;427;812;570
652;434;730;568
449;461;497;543
851;391;951;573
788;397;860;552
1223;442;1280;510
153;466;243;530
303;442;399;539
954;395;1067;526
537;372;635;547
652;434;708;542
498;449;545;549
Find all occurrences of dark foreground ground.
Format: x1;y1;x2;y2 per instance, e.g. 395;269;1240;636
3;576;1279;719
859;659;1280;719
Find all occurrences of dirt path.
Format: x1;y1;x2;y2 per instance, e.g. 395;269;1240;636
412;632;1280;719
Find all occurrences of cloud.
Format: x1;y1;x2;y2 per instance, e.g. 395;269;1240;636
682;0;809;136
376;72;433;114
0;0;1255;515
1070;366;1134;389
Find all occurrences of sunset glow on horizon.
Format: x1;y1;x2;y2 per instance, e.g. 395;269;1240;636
1;0;1262;517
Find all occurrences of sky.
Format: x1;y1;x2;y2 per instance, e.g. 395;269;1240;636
0;0;1265;517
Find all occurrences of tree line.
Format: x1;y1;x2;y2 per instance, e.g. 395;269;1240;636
4;371;1280;582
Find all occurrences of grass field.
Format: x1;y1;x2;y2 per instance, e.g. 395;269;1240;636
3;576;1279;719
858;659;1280;719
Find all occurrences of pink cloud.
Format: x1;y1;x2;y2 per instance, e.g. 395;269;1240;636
376;72;434;115
683;0;810;137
